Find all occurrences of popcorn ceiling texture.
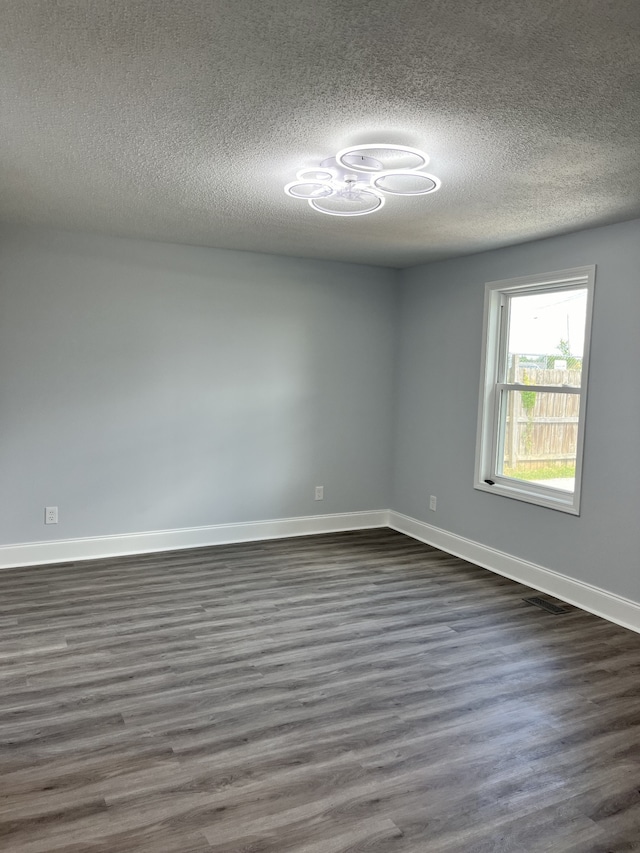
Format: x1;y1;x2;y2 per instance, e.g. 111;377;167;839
1;0;639;267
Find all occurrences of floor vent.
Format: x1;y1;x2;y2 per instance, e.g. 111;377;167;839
523;596;568;614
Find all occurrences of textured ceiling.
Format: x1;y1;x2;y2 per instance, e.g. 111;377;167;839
1;1;640;268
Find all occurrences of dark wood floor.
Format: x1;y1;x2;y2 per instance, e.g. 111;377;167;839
2;529;640;852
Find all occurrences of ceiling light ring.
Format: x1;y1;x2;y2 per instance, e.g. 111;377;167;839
295;168;335;182
284;180;335;200
308;191;385;217
335;143;429;173
372;170;442;196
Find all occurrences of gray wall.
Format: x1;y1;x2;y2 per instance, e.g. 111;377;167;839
393;219;640;601
3;218;639;606
0;226;398;546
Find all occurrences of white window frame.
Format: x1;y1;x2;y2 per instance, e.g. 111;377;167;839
474;265;595;515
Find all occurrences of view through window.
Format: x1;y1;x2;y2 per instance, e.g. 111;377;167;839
500;288;587;493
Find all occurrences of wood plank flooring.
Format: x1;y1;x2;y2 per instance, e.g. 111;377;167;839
2;529;640;851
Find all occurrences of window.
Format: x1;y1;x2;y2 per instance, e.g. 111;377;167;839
475;266;595;514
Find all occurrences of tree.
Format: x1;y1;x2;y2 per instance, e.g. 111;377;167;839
556;339;581;370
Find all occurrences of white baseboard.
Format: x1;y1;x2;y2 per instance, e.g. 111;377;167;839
389;510;640;635
0;510;389;569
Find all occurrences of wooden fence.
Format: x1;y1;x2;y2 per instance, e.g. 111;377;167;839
503;367;581;472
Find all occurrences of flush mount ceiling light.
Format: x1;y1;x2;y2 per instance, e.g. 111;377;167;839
284;143;441;217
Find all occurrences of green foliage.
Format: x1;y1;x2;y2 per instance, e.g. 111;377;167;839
503;463;576;481
520;372;536;411
521;388;536;410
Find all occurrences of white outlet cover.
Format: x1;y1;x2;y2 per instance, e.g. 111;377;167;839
45;506;58;524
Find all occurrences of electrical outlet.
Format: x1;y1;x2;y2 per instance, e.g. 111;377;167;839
429;495;437;512
314;485;324;501
45;506;58;524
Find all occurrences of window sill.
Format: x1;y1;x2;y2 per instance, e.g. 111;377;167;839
474;479;580;515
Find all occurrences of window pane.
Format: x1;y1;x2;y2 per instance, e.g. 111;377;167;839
505;288;587;387
498;390;579;493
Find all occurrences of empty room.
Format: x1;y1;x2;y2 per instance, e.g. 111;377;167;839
1;1;640;851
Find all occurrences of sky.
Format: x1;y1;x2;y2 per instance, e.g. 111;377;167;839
508;288;587;358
